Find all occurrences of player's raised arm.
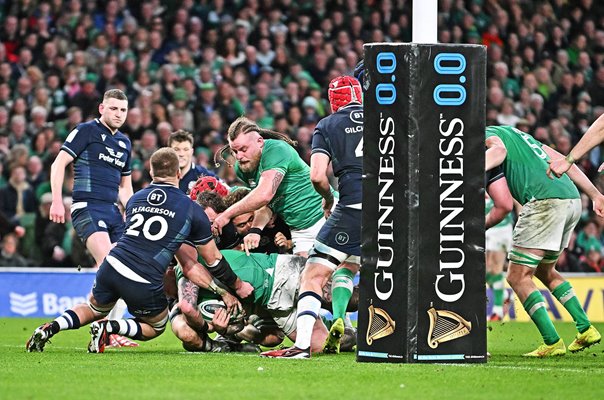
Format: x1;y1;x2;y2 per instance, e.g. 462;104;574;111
213;168;282;234
49;151;75;223
548;113;604;178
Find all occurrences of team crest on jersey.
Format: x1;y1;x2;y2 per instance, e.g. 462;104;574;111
188;181;195;190
118;141;127;149
98;220;107;228
105;147;124;159
101;134;106;141
248;179;257;188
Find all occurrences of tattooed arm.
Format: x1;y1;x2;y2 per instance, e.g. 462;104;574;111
213;170;284;234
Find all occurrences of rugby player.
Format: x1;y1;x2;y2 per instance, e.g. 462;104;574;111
262;75;363;358
27;148;253;353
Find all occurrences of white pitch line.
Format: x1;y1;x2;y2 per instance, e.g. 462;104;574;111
439;363;603;374
3;344;88;350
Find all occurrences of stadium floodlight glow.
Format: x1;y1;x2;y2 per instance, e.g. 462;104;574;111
412;0;437;44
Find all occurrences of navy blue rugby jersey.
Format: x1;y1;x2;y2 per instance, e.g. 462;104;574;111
179;163;217;194
311;104;363;206
109;183;213;284
61;119;132;203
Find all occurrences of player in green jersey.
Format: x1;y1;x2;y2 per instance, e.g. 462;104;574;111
212;117;333;257
169;249;331;353
486;125;603;357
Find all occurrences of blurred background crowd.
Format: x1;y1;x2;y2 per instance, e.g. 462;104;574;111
0;0;603;270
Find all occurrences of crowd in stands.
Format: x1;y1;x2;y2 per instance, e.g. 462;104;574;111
0;0;603;271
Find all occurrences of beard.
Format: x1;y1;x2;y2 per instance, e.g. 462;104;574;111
239;151;262;173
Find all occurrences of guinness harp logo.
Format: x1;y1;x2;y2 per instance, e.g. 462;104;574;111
427;308;472;349
366;305;396;345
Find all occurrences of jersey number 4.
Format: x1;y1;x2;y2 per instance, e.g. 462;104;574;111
355;137;364;158
125;214;168;241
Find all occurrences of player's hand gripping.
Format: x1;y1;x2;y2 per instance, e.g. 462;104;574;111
212;213;230;235
234;279;254;299
546;156;573;179
220;291;242;316
211;307;230;335
274;232;290;251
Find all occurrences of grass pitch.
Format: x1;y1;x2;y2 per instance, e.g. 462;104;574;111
2;318;603;400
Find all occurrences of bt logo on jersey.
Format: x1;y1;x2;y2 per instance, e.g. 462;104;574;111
147;189;167;206
349;110;363;124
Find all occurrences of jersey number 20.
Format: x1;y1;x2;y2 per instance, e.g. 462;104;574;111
125;214;168;241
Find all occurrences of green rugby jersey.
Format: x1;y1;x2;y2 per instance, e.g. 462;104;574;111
175;250;276;307
485;125;579;205
235;139;325;230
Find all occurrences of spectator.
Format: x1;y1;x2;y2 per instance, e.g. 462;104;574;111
0;165;37;221
0;233;29;267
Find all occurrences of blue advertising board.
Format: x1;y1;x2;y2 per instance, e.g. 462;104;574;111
0;268;96;317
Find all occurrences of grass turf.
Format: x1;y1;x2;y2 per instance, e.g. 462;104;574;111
2;318;603;400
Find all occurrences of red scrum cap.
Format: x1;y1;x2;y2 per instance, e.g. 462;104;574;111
328;75;362;113
189;176;228;200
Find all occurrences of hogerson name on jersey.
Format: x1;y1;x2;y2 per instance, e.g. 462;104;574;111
62;119;132;204
109;183;213;287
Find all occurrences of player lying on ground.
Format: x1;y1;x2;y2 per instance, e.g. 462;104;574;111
26;148;253;353
170;247;326;352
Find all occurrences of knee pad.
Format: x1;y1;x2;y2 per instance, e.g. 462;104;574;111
139;314;168;335
87;301;113;317
508;248;544;268
308;241;347;270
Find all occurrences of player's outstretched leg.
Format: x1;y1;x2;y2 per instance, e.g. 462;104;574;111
26;323;54;352
26;308;84;352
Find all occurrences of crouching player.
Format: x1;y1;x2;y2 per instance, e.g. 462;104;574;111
27;148;253;353
170;248;329;353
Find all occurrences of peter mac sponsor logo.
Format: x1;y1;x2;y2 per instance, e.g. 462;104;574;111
10;292;37;316
98;146;126;167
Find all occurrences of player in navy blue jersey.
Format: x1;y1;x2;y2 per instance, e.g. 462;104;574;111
48;89;135;347
169;130;218;194
49;89;133;266
262;76;364;359
27;148;254;353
